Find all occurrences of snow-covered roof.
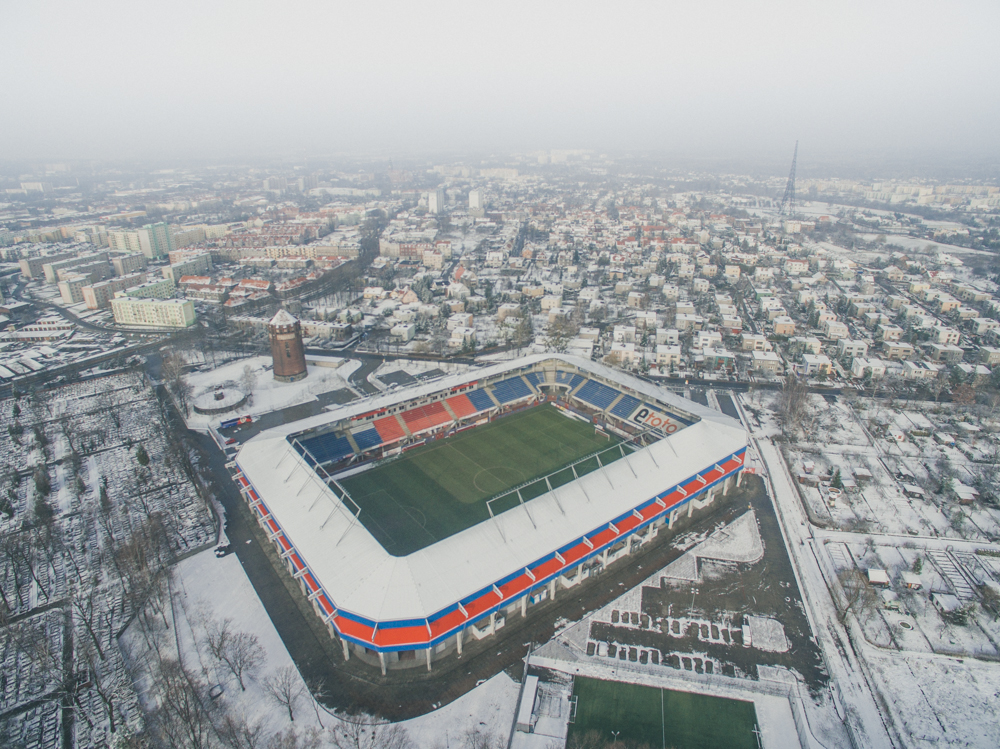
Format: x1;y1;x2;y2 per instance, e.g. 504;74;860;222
269;308;298;326
235;355;746;628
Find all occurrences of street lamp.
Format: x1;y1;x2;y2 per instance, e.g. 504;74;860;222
611;730;621;747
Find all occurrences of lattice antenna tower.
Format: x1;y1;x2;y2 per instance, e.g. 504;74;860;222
778;140;798;217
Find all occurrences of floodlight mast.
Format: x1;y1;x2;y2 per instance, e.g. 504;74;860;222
778;140;798;217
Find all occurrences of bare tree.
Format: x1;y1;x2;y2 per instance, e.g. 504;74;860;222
266;727;325;749
263;666;305;723
544;316;578;354
461;727;506;749
239;365;259;402
979;583;1000;621
150;658;215;749
216;709;270;749
837;569;880;623
206;618;265;692
327;711;414;749
162;350;195;415
776;374;809;439
305;677;331;729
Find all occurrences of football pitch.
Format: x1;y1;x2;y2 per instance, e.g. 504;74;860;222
568;677;759;749
339;405;622;556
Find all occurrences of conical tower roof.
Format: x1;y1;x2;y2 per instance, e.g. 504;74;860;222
269;309;298;327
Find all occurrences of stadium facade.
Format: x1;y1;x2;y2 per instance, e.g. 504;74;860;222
233;355;747;674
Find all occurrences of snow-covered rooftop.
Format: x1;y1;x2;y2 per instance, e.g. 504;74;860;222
269;308;298;326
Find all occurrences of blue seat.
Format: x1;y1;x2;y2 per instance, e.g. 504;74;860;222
300;432;354;464
352;427;383;451
574;380;620;410
524;372;544;390
490;376;533;404
467;389;496;411
554;371;584;390
610;394;640;419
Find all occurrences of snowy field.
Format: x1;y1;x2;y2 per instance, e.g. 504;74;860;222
868;652;1000;748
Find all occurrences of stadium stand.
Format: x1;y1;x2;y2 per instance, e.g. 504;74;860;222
554;371;584;390
402;401;451;433
609;394;640;419
490;376;533;404
573;379;620;410
352;427;382;452
523;371;545;390
446;394;478;419
295;432;353;465
374;415;407;443
467;389;497;411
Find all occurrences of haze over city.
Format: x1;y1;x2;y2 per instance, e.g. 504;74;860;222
3;3;1000;749
3;0;999;167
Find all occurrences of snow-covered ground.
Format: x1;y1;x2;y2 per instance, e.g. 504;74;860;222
132;549;327;733
401;671;519;748
182;355;355;430
661;509;763;582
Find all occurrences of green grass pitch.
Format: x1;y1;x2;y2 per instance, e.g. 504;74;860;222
339;404;621;556
568;677;759;749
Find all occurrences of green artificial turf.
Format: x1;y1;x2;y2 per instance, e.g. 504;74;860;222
339;405;620;556
568;677;759;749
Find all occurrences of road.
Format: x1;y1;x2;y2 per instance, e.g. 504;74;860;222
347;357;382;395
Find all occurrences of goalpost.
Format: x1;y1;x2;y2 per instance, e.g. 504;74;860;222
594;426;610;441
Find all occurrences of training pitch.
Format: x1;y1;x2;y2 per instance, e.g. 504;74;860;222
339;405;621;556
568;677;759;749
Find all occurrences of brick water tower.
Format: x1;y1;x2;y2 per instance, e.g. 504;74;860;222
268;309;308;382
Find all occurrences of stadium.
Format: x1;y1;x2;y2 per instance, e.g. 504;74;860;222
233;354;747;674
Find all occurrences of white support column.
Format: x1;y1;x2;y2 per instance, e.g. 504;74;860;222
341;639;350;662
456;629;463;656
426;647;433;671
687;499;694;518
489;611;497;636
548;578;556;601
669;509;677;529
601;548;609;566
737;468;744;487
378;651;387;676
520;595;528;618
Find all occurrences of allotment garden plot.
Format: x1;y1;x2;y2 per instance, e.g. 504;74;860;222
0;372;216;748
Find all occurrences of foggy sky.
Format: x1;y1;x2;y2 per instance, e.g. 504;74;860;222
3;0;998;164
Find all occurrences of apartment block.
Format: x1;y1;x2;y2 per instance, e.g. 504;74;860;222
124;277;175;299
111;252;148;276
110;297;195;328
82;272;148;309
162;253;213;284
